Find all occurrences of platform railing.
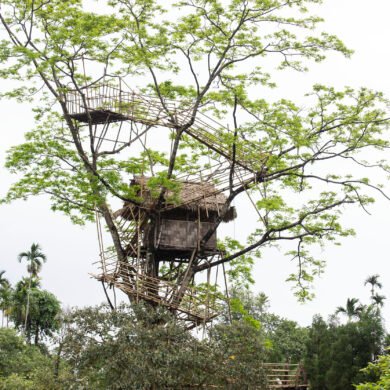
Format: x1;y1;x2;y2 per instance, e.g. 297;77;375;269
65;84;268;173
264;363;308;389
92;256;222;322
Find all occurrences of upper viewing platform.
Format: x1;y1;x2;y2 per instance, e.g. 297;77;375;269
66;84;191;127
65;84;269;174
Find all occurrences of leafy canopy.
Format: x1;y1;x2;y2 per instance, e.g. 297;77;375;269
0;0;389;299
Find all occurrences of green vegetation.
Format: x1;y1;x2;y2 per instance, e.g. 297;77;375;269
11;282;61;345
222;288;309;363
0;0;389;387
0;291;387;389
58;304;270;388
0;328;68;390
355;350;390;390
16;244;49;341
0;273;12;328
305;313;385;389
304;276;388;390
0;245;61;346
0;303;270;389
335;297;363;322
1;258;387;389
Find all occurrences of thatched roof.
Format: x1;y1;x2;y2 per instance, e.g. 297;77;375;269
115;176;237;222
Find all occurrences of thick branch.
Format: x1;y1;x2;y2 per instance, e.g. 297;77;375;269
196;197;353;272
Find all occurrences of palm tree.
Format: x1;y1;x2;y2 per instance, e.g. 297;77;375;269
364;274;382;298
0;271;11;327
0;270;7;285
255;292;270;314
0;282;12;328
335;298;363;322
18;244;47;278
372;293;386;308
11;278;40;331
17;243;47;331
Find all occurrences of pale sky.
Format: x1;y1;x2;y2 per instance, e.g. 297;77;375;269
0;0;389;327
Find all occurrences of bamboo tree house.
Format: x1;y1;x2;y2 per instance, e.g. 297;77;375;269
115;176;237;260
65;82;267;327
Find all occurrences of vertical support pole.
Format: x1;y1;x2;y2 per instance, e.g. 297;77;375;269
119;77;122;113
222;262;232;324
206;266;211;323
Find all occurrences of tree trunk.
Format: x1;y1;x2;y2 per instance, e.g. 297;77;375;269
54;342;63;379
34;326;39;345
25;273;32;335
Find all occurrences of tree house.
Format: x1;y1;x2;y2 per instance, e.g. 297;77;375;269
64;82;267;327
115;176;237;261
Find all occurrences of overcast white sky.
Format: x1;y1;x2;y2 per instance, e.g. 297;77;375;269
0;0;389;327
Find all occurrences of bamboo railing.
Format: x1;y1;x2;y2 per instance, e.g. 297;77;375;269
179;363;308;389
92;256;221;323
264;363;308;389
65;84;268;173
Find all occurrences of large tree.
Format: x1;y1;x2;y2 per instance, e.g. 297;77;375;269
11;278;61;345
0;0;389;319
0;328;71;389
220;288;308;363
305;312;385;390
57;303;269;388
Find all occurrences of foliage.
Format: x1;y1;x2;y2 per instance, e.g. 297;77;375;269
304;315;333;388
0;289;387;389
58;303;269;389
0;272;8;289
365;274;383;297
261;313;309;363
218;238;255;290
0;273;12;328
17;244;47;278
10;282;61;345
335;297;363;322
16;243;47;336
210;321;269;388
0;302;270;388
355;349;390;390
305;311;386;390
222;288;308;363
371;293;386;308
60;304;210;388
364;275;385;310
0;328;64;390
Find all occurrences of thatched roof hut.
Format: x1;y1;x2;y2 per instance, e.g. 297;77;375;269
115;176;237;223
115;177;236;256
